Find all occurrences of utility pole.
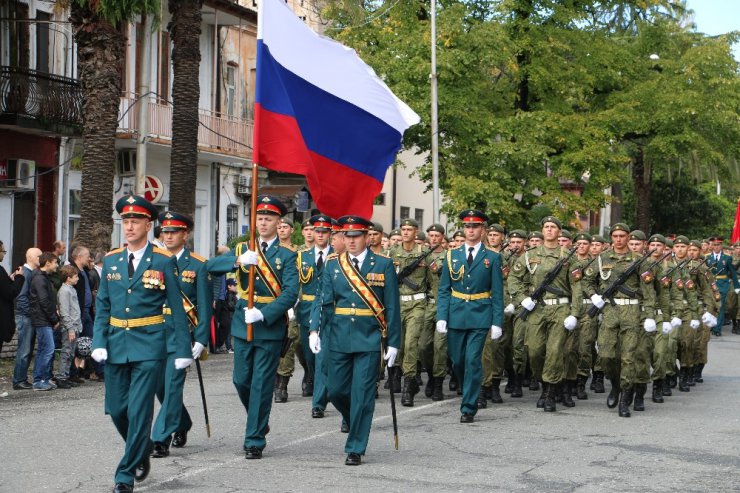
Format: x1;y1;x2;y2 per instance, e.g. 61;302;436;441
136;14;152;195
430;0;440;223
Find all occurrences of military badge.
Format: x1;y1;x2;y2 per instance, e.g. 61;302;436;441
660;276;671;288
640;271;654;283
484;258;490;268
513;263;522;272
675;278;684;290
570;268;583;281
685;279;695;290
143;270;165;290
585;267;594;277
501;265;510;279
275;258;282;270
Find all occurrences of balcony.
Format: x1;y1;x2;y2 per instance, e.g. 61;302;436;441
0;66;83;136
117;93;253;160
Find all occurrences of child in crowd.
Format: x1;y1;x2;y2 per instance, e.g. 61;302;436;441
56;265;82;388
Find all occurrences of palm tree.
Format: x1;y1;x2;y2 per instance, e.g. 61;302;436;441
68;0;159;253
166;0;202;217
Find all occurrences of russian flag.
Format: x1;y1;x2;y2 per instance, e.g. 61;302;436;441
254;0;420;219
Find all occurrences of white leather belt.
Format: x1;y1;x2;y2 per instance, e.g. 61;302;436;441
609;298;639;305
543;297;569;306
427;298;436;304
583;300;593;305
400;293;426;302
657;309;663;315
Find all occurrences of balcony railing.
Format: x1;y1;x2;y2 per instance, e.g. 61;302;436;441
118;93;253;159
0;66;82;130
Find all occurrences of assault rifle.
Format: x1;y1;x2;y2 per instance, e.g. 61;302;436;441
517;247;577;321
587;249;656;318
397;248;434;291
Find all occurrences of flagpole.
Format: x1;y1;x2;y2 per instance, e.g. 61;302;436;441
430;0;440;223
246;163;259;342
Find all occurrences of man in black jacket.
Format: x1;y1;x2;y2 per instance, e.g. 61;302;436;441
12;247;42;390
70;246;102;381
0;240;25;353
29;251;60;391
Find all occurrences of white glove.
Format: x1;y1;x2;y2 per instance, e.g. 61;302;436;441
308;332;321;354
91;348;108;363
564;315;578;331
690;319;700;330
643;318;657;333
436;320;448;334
504;303;515;315
707;314;717;328
735;288;740;294
521;297;536;311
244;307;264;324
491;325;503;340
384;346;398;367
701;312;717;328
192;342;205;359
288;308;296;322
671;317;682;328
590;294;605;309
238;250;258;266
175;358;193;370
662;322;673;334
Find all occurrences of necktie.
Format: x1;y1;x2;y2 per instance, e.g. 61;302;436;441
317;250;324;270
128;253;135;279
352;257;360;271
467;247;474;266
261;241;268;252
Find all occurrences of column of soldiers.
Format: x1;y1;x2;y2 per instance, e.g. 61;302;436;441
92;194;739;492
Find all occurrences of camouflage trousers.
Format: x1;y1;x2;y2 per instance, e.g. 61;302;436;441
399;298;427;377
277;319;306;377
482;313;513;386
598;303;649;390
419;300;448;377
526;303;570;385
577;307;598;377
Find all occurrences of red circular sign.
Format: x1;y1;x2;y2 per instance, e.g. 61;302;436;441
143;175;164;204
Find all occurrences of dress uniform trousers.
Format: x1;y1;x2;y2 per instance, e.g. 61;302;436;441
447;327;488;415
152;352;192;444
419;299;447;378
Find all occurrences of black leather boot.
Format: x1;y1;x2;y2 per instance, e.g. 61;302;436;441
543;383;556;412
504;368;515;394
687;366;696;386
529;377;540;391
510;374;523;398
633;383;646;411
303;376;314;397
425;369;434;397
592;371;606;393
669;371;678;388
576;375;588;400
607;379;620;408
652;380;664;403
662;378;672;396
536;387;546;408
554;382;563;403
274;375;289;403
490;379;503;404
694;364;704;383
432;377;444;401
392;367;402;393
401;376;415;407
477;386;488;409
678;367;690;392
483;384;493;400
618;387;633;417
562;381;575;407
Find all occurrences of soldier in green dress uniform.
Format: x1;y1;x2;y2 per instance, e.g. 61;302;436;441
92;195;193;493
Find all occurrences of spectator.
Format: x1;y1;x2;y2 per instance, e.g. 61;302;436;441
217;278;236;353
48;240;67;291
56;265;82;389
70;245;102;381
152;225;165;249
29;251;60;391
0;240;25;353
12;247;42;390
211;245;230;353
89;251;104;298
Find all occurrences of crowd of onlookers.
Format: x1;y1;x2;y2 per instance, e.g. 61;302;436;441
0;240;104;391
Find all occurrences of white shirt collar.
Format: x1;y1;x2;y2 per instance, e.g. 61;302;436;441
260;236;277;250
464;242;483;259
349;249;368;268
314;245;330;258
127;243;148;260
174;248;185;260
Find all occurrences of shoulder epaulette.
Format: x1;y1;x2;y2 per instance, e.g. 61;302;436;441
484;245;497;252
326;253;339;260
106;247;125;257
298;245;311;252
153;246;173;257
189;251;207;262
375;251;390;258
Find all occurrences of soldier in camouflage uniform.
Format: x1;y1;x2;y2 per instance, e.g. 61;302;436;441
418;224;448;401
588;235;608;393
509;216;582;412
368;223;386;256
572;232;595;400
389;218;433;407
504;230;528;398
583;223;657;418
687;240;718;384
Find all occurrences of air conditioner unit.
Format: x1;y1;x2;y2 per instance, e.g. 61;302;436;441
236;174;252;195
116;150;137;176
1;159;36;189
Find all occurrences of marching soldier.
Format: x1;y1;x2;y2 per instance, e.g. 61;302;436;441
208;195;298;459
627;230;654;412
451;230;465;249
436;210;504;423
588;235;608;393
151;212;212;458
509;216;582;411
572;232;594;400
92;195;193;493
670;236;696;392
645;234;673;405
296;215;334;418
706;236;739;336
528;231;544;248
687;240;718;383
504;230;527;398
308;215;401;465
583;223;657;418
301;219;315;249
389;218;432;407
368;222;386;255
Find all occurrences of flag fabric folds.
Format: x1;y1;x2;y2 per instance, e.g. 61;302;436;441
254;0;420;219
732;198;740;244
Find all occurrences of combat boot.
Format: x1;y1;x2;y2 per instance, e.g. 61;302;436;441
303;376;314;397
687;366;696;386
669;371;677;388
592;371;606;393
536;387;547;408
477;387;488;409
401;376;416;407
274;375;289;403
425;369;434;398
416;362;424;388
490;379;504;404
529;377;540;392
678;367;690;392
694;364;704;383
554;382;563;403
510;374;523;398
482;385;493;400
543;383;556;412
633;383;646;411
504;368;515;394
618;387;633;418
652;380;664;403
606;379;620;409
392;367;402;393
562;381;575;407
576;375;589;400
432;377;444;401
662;378;672;396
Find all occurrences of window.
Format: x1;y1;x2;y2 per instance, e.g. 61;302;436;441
227;204;239;242
68;190;81;247
414;208;424;230
226;64;237;117
400;206;410;220
36;12;50;73
158;31;170;102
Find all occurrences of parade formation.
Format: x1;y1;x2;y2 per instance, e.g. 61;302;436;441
87;193;740;493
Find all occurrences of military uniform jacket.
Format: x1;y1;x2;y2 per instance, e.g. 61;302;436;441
670;259;697;319
163;249;213;352
310;249;401;353
509;245;583;319
208;241;298;341
437;244;504;330
296;246;333;328
426;248;447;301
389;244;433;296
93;243;191;363
689;260;719;317
649;257;674;323
706;252;740;289
583;250;657;319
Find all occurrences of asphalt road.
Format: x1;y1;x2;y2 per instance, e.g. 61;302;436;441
2;334;740;492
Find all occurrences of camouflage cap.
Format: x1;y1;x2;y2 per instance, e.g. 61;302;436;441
541;216;562;229
610;223;630;235
528;231;544;240
452;230;465;239
390;229;401;237
487;223;505;234
509;229;527;239
426;223;446;235
558;229;572;240
368;222;384;233
629;230;646;241
400;218;419;228
591;235;607;244
647;234;666;244
674;235;690;245
688;239;702;249
574;232;592;242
